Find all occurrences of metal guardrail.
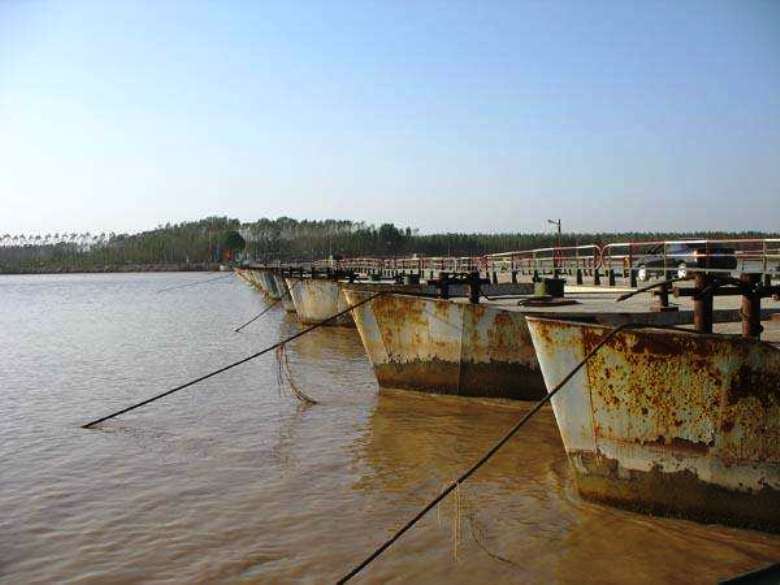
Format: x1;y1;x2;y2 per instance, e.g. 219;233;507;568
250;238;780;285
603;239;780;283
485;245;601;276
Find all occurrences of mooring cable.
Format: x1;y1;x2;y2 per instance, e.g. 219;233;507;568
81;291;385;429
234;297;283;333
234;279;302;333
156;272;235;293
335;321;689;584
615;277;682;302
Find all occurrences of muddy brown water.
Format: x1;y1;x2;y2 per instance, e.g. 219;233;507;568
1;273;777;584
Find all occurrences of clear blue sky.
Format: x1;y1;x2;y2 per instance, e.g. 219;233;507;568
1;0;778;235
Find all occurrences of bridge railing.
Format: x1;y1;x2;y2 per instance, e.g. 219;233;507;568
307;238;780;284
602;238;780;283
485;245;601;276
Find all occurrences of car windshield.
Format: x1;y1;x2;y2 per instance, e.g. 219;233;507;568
667;243;694;255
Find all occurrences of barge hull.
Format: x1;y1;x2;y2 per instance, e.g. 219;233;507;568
344;289;546;399
271;274;297;312
285;277;354;326
260;271;282;300
527;317;780;532
571;449;779;531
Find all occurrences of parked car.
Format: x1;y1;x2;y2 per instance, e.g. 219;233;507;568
635;242;737;281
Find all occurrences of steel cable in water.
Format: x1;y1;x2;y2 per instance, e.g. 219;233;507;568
234;297;283;333
81;291;384;429
234;279;301;333
335;321;696;584
156;272;235;293
274;344;318;404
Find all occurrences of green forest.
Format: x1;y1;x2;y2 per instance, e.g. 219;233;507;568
0;215;775;273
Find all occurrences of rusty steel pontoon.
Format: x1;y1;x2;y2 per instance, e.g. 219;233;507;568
527;316;780;532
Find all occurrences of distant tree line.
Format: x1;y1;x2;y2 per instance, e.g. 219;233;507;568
0;215;776;273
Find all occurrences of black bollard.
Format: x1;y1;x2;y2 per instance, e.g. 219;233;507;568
468;272;481;304
693;273;713;333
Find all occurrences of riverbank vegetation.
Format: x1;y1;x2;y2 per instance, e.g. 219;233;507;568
0;216;775;273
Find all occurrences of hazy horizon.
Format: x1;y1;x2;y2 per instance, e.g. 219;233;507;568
2;1;778;235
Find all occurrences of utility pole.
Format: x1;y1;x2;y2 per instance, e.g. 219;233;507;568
547;218;562;248
547;218;562;274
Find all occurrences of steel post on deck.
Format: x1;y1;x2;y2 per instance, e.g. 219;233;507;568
576;268;583;285
658;282;670;308
651;281;678;312
594;268;601;285
694;273;714;334
608;269;615;287
741;273;762;339
467;272;481;304
439;272;450;300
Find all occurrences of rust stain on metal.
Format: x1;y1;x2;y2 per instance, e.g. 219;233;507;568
570;450;780;533
285;277;354;327
345;289;546;400
526;316;780;532
729;364;780;408
641;436;713;455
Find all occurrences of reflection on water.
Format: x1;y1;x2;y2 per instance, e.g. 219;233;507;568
0;273;777;584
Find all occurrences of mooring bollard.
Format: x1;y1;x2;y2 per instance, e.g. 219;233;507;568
492;271;498;284
511;270;518;284
468;272;481;304
438;271;450;299
576;268;583;285
608;269;615;287
651;281;678;312
594;268;601;285
629;268;637;288
693;272;713;333
659;282;670;308
741;273;762;339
